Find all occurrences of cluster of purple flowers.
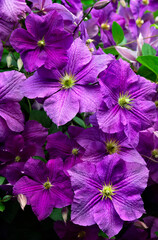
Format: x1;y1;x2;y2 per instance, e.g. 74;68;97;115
1;0;158;239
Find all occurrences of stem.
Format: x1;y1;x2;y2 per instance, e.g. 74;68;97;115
73;6;94;35
141;154;158;163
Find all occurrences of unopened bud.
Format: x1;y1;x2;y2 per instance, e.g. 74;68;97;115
62;207;69;223
134;220;148;229
17;57;23;71
93;0;110;10
6;53;12;68
17;194;27;210
120;0;126;7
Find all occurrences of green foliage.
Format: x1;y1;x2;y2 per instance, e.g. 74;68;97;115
49;208;63;221
137;56;158;81
155;231;158;237
104;47;118;55
112;22;124;45
142;43;156;56
0;176;5;185
0;202;5;212
137;65;157;82
29;110;52;128
73;116;87;128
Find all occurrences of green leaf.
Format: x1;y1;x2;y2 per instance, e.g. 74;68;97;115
112;21;124;45
49;208;63;221
137;56;158;79
142;43;156;56
2;195;12;202
155;231;158;237
29;110;52;128
73;116;87;128
81;0;94;4
150;24;158;29
137;65;157;82
0;203;5;212
0;176;5;185
104;47;118;55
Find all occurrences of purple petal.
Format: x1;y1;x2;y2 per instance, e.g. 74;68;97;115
0;71;26;101
93;199;123;238
44;89;79;126
0;102;24;132
0;0;30;22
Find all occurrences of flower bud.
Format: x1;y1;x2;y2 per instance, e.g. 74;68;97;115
6;53;12;68
17;57;23;71
17;194;27;210
93;0;110;10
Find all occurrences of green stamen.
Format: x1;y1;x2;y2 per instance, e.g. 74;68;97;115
136;17;144;28
155;101;158;108
43;178;52;190
101;22;110;30
99;182;115;200
105;139;120;154
15;156;21;162
37;37;45;47
118;92;133;109
60;73;76;89
72;148;79;155
142;0;149;5
77;231;86;238
151;149;158;158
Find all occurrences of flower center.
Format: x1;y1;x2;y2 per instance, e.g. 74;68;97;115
136;17;144;28
105;139;120;154
142;0;149;5
60;73;75;89
155;100;158;108
101;23;110;31
72;148;79;155
151;149;158;158
118;92;133;109
77;231;86;238
15;155;21;162
99;183;115;200
37;38;45;47
43;178;52;190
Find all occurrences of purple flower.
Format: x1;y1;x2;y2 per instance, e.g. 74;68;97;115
29;0;53;12
10;11;73;72
96;59;156;145
13;158;73;220
54;221;99;240
46;131;85;174
0;71;26;136
91;4;125;47
0;0;30;22
137;127;158;183
68;155;149;238
62;0;83;17
72;126;145;164
0;120;48;184
22;38;113;125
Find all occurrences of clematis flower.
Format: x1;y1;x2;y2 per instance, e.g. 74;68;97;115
13;158;73;220
137;127;158;184
96;59;156;146
0;0;30;22
91;3;125;47
68;155;149;238
54;221;99;240
0;71;25;139
22;38;113;126
72;126;145;164
46;131;85;174
10;11;73;72
62;0;83;17
0;120;48;184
